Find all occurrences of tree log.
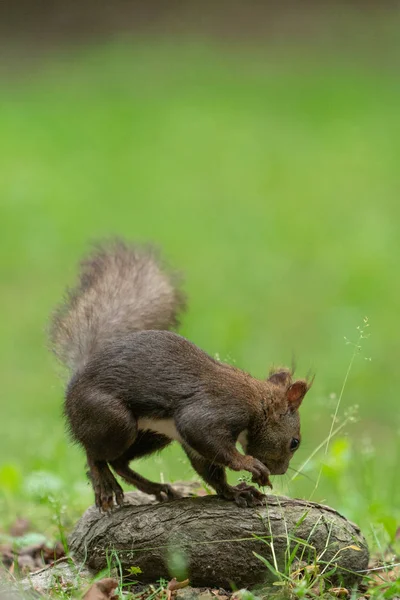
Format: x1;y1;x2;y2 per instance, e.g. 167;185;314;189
69;485;369;589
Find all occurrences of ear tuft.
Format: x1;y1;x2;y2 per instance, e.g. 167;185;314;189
268;368;292;387
286;380;309;411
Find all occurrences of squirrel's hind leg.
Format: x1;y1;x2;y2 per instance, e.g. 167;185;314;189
86;455;124;511
66;389;138;511
110;432;181;502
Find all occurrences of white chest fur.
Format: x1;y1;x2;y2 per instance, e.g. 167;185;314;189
237;429;248;453
137;418;182;442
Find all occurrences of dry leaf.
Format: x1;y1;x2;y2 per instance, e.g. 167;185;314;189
41;541;65;564
167;578;190;592
9;519;30;538
83;578;118;600
328;587;350;598
0;544;14;569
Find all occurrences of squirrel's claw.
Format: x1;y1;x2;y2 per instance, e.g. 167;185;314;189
94;484;125;513
224;483;267;508
115;489;125;506
248;458;272;488
253;476;273;490
155;484;182;503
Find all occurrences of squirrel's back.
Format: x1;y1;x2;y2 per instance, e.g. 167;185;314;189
49;240;186;372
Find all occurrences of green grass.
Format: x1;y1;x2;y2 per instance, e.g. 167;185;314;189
1;36;400;568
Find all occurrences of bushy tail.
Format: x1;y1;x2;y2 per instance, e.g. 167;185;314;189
49;239;186;371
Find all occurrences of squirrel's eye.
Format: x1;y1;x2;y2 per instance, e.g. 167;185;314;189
290;438;300;451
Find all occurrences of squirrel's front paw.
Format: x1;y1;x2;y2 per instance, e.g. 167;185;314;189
248;458;273;488
155;484;182;502
224;483;267;508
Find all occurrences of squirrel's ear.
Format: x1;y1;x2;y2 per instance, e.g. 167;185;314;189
268;369;292;387
286;380;308;411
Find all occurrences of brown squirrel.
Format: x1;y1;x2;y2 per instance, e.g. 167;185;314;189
50;240;311;511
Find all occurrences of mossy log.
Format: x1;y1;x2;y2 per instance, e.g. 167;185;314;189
69;485;369;589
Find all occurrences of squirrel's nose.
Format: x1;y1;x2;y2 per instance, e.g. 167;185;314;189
268;464;287;476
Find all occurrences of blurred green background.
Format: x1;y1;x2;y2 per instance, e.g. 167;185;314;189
1;3;399;546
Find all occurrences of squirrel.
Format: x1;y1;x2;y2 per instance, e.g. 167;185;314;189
50;239;311;511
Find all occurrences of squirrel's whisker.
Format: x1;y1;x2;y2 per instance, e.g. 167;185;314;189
287;466;316;484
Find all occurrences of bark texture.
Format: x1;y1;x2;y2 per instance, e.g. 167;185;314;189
69;486;369;589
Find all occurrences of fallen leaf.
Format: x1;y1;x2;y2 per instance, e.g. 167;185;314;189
0;544;14;569
18;543;46;559
83;578;118;600
328;587;350;598
14;540;65;574
9;519;30;538
41;541;65;564
167;578;190;592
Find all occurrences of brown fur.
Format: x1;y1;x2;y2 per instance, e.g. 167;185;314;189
50;239;186;371
50;240;312;511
